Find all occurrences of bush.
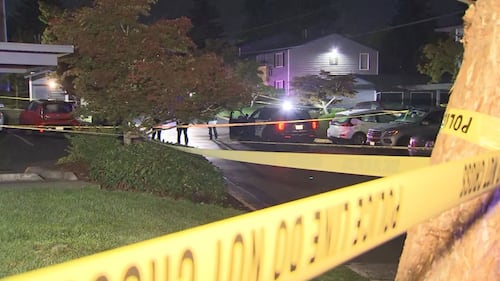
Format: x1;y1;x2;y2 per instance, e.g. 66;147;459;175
59;135;228;205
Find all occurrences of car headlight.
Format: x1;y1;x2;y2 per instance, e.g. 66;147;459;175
384;129;399;137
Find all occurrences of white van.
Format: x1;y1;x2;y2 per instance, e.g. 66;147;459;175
326;109;398;144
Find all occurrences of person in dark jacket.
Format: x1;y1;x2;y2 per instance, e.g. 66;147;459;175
176;119;189;145
208;117;218;140
151;118;162;141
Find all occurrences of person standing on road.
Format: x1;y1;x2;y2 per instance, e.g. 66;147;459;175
208;116;218;140
176;119;189;145
151;118;162;141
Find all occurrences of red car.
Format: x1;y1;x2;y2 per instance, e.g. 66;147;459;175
19;100;80;131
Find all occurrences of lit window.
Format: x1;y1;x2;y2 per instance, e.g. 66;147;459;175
359;53;369;70
274;80;285;89
329;49;339;65
275;52;284;68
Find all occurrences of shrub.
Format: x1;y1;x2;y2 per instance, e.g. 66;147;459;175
59;135;228;205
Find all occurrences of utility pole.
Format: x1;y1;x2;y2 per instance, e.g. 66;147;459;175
0;0;6;42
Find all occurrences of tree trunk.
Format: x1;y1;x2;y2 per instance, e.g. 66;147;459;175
395;1;500;280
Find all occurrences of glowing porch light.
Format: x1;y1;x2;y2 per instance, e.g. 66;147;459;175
47;79;58;90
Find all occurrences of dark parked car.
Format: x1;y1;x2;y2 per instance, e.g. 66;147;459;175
229;106;318;142
19;100;80;131
408;134;436;156
366;107;445;146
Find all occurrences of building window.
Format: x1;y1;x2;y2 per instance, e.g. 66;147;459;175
329;56;338;65
329;49;339;65
274;80;285;89
275;52;284;68
410;92;433;107
359;53;369;70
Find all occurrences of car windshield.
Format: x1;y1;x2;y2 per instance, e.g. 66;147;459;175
394;109;427;123
44;103;73;114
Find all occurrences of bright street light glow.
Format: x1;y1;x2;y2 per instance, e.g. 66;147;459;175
282;100;293;111
330;48;338;57
47;79;58;90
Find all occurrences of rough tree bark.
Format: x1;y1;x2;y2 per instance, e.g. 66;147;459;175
395;0;499;280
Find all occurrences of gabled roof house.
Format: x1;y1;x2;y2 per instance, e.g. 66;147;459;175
239;33;379;107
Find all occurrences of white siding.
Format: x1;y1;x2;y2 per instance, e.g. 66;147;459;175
289;34;378;78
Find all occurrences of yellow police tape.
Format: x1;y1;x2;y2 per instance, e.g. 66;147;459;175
441;108;500;150
0;96;30;101
2;151;499;281
2;124;121;136
174;146;429;177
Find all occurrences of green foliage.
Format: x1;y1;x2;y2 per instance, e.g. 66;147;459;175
0;185;243;277
58;134;121;164
418;37;464;83
0;186;365;280
43;0;253;127
59;135;228;205
38;0;65;43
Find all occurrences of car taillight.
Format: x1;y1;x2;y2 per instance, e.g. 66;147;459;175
276;122;286;131
311;121;318;130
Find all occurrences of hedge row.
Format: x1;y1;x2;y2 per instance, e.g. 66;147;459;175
59;135;228;205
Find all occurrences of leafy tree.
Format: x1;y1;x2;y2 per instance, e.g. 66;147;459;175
38;0;65;43
417;37;463;83
291;71;356;114
188;0;224;48
42;0;253;128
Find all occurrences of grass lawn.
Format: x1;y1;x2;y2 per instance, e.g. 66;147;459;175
0;182;367;281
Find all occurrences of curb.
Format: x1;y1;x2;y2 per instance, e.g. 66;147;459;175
24;166;78;181
0;173;43;182
0;167;78;183
346;263;398;281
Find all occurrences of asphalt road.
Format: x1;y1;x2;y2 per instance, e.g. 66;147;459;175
0;130;69;173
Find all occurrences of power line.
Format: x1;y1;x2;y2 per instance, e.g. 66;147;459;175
226;9;325;37
348;10;465;39
227;9;465;39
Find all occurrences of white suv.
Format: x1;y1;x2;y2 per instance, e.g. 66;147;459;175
327;109;398;144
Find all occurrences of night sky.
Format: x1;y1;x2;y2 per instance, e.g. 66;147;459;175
148;0;467;37
5;0;467;38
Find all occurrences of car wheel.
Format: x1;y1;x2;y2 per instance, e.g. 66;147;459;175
351;133;367;145
396;136;411;146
